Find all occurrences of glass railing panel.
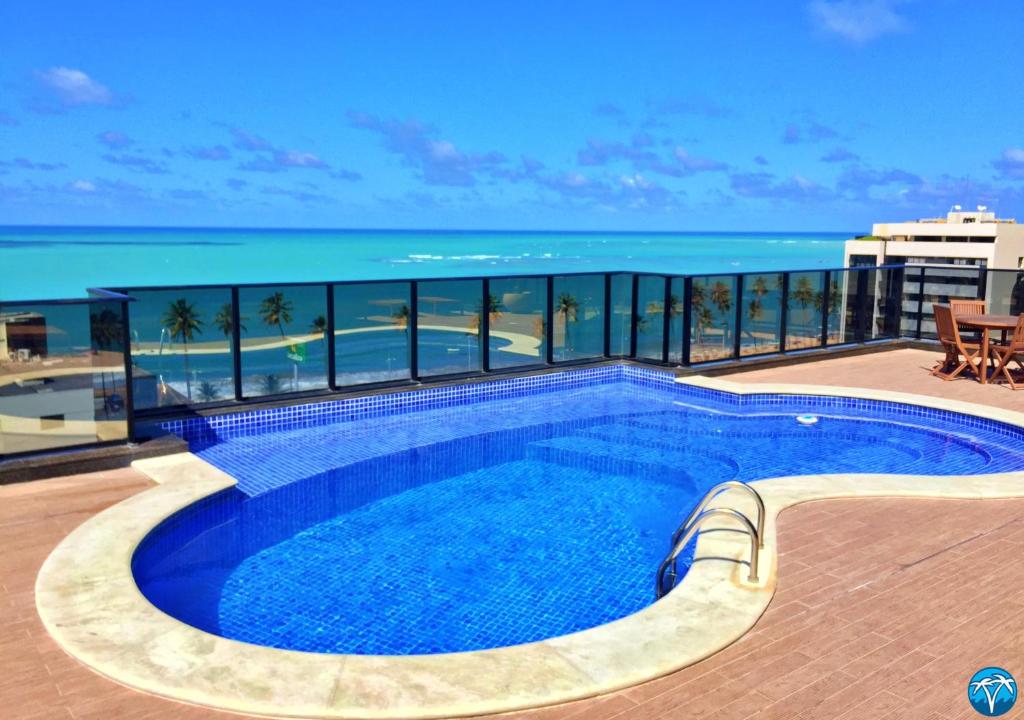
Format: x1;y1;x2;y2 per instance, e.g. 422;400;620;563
417;279;482;376
668;277;684;363
915;265;983;340
825;271;848;344
739;273;783;356
552;274;604;361
488;277;547;370
609;274;633;356
690;275;736;363
872;268;901;340
985;269;1024;315
899;267;925;337
0;301;128;456
785;271;824;351
127;287;234;407
635;276;666;360
238;284;328;397
841;269;864;344
333;282;411;386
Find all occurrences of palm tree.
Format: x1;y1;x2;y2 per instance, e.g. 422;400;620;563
556;293;579;349
213;303;247;338
791;276;817;325
258;292;295;389
711;280;733;347
469;294;505;333
162;298;203;401
196;381;220;402
89;307;123;418
259;374;281;394
668;294;682;318
711;281;732;314
824;278;842;339
698;306;713;340
259;292;294;337
89;307;123;351
311;315;328;344
744;276;775;347
690;283;707;344
392;304;410;334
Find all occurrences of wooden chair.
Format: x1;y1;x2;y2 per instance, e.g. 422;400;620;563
949;298;986;341
989;314;1024;390
932;304;983;381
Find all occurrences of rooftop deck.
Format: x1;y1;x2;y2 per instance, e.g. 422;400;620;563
3;347;1023;720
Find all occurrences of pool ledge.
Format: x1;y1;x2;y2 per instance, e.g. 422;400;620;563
36;378;1024;719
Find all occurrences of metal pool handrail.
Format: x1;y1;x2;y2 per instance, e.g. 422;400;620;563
670;480;765;550
656;482;765;597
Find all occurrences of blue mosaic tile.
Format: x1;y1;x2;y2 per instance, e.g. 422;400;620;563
134;365;1024;656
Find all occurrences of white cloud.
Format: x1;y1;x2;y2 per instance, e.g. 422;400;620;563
809;0;910;43
68;180;97;193
274;150;328;168
37;67;114;106
993;148;1024;179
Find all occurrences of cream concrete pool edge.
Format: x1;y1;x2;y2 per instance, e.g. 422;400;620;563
34;374;1024;720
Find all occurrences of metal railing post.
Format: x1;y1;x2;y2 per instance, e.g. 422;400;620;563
603;273;612;357
820;270;830;347
629;274;639;358
120;299;136;443
915;267;925;340
481;278;491;372
326;284;336;390
733;274;744;359
682;276;693;366
545;275;554;364
661;276;672;364
231;287;243;400
409;281;419;381
779;272;790;353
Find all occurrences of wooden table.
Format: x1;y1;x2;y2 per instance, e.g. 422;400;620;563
956;314;1019;384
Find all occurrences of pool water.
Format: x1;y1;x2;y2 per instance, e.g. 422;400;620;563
134;375;1024;655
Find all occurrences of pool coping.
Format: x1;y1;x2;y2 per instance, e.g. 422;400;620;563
35;372;1024;719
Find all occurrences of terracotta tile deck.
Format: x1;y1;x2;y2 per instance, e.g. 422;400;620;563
723;347;1024;413
3;351;1024;719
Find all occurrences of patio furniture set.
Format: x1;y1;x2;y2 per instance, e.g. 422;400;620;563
933;300;1024;389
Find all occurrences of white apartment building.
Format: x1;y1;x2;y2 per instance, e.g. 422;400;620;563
844;207;1024;337
844;206;1024;270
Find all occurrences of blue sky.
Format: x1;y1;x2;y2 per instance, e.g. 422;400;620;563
1;1;1022;231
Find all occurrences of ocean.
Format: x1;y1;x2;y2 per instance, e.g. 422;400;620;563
0;226;851;301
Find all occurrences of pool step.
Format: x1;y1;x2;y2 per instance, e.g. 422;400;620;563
579;423;741;466
525;436;736;488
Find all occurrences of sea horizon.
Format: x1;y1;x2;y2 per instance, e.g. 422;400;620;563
0;226;855;301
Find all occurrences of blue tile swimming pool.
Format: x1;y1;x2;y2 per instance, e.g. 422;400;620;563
133;367;1024;655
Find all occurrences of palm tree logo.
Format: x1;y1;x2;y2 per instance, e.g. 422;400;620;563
968;667;1017;716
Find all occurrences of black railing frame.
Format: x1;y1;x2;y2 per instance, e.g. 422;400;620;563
2;264;940;447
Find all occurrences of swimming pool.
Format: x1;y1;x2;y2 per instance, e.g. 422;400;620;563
132;366;1024;656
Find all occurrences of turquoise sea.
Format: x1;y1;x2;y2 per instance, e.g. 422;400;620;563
0;227;851;301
